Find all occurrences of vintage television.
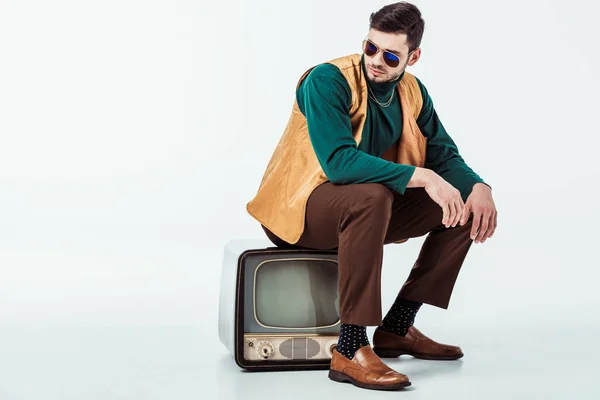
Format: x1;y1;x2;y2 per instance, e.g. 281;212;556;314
219;239;341;371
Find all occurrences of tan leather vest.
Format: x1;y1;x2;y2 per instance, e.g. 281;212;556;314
247;53;427;245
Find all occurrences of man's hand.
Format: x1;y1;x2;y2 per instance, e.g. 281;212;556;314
410;168;465;228
459;183;497;243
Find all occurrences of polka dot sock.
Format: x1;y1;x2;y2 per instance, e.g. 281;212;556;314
335;323;370;360
379;297;423;337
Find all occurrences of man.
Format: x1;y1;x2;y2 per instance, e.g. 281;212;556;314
246;1;497;391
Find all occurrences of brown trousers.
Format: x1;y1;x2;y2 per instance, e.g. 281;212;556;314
261;182;475;326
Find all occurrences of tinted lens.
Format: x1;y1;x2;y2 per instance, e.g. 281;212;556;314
383;51;400;68
363;40;378;56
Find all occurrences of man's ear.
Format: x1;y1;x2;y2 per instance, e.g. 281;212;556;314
407;48;421;66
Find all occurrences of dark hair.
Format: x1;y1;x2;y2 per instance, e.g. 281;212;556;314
369;2;425;52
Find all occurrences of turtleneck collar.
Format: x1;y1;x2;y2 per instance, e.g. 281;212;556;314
361;53;404;97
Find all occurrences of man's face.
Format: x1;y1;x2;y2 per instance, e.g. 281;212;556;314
364;29;420;83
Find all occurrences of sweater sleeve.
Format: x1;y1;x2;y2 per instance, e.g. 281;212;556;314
415;77;491;201
296;64;416;194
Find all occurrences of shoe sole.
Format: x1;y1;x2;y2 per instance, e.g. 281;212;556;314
328;369;411;391
372;347;464;360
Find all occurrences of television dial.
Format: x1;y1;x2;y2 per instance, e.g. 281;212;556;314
256;341;274;359
325;339;338;358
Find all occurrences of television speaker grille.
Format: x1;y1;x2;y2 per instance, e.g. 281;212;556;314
279;337;320;359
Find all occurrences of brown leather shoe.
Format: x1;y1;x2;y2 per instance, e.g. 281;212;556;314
372;326;464;360
328;345;411;391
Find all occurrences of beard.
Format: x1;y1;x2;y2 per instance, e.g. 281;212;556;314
366;61;407;83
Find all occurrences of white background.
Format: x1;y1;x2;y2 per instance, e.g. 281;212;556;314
1;0;599;399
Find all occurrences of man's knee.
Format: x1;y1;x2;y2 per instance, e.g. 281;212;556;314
349;184;394;226
342;183;394;220
362;183;394;207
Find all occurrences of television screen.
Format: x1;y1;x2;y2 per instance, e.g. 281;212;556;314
254;258;339;329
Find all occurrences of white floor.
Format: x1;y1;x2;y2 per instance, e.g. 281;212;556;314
0;320;598;399
1;237;598;400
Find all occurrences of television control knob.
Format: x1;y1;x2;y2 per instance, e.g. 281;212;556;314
256;341;274;359
325;339;338;358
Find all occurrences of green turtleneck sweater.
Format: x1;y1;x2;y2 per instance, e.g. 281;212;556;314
296;54;490;202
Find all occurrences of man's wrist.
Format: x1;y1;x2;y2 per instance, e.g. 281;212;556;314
407;167;433;188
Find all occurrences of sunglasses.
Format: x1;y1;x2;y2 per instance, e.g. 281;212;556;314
362;38;412;68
